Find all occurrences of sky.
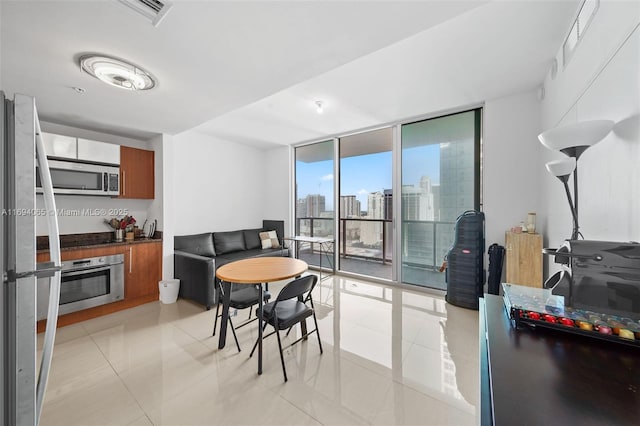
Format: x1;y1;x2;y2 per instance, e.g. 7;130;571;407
296;144;441;211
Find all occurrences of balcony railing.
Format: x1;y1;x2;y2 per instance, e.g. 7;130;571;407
295;217;455;271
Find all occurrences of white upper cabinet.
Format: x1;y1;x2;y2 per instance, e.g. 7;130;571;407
41;132;120;165
42;133;76;159
77;138;120;165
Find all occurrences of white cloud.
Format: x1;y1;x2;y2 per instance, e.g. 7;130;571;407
357;188;369;195
321;174;334;181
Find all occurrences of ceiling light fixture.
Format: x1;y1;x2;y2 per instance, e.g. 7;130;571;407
315;100;324;114
80;55;157;91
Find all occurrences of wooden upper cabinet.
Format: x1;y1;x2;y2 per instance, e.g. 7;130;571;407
120;146;155;199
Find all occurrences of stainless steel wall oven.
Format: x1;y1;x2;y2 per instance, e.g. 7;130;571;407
37;254;124;320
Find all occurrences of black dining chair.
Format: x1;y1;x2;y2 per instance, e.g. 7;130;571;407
212;280;270;352
249;274;322;382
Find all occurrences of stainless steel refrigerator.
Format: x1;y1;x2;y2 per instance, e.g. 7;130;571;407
1;92;62;425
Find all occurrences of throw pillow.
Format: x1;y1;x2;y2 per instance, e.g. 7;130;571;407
259;230;280;249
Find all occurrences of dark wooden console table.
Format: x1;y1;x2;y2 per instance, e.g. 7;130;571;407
480;294;640;425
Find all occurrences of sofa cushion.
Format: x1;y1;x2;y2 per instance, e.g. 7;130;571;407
243;228;263;250
217;250;259;263
217;248;286;264
252;248;287;258
214;230;247;255
260;230;280;249
174;233;215;257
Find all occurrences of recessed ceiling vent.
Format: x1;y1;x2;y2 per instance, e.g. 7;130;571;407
118;0;173;27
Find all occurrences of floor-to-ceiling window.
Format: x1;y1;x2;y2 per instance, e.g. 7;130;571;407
400;109;481;290
294;140;335;268
293;108;481;289
339;128;393;280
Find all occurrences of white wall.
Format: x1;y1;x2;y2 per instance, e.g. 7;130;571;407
541;2;640;128
262;145;292;234
36;122;156;236
483;90;543;250
148;133;175;279
539;2;640;277
170;130;267;235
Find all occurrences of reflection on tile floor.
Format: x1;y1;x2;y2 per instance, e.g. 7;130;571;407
39;275;479;426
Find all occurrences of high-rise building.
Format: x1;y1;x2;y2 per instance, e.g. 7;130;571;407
296;198;307;218
435;139;474;265
305;194;325;217
367;191;385;219
439;140;474;221
384;189;393;220
401;179;435;264
401;184;434;221
432;184;441;221
419;175;432;193
361;192;385;246
340;195;361;218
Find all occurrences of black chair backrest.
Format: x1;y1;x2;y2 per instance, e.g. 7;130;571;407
276;275;318;303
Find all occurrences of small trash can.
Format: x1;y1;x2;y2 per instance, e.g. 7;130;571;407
159;279;180;304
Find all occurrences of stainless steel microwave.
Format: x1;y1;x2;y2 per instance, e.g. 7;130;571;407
36;159;120;196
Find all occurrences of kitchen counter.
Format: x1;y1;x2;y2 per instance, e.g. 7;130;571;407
36;231;162;253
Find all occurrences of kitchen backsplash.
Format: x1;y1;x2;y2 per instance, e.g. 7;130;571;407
35;194;153;236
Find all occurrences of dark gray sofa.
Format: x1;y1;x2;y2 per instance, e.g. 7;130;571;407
174;220;288;309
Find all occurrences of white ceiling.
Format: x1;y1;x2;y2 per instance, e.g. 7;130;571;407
0;1;579;146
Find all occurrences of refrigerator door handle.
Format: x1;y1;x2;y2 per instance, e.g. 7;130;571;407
5;262;62;281
33;109;62;424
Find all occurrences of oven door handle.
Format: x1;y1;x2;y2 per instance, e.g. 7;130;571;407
62;265;113;277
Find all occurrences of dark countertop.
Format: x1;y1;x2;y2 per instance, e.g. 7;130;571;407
481;294;640;425
37;232;162;254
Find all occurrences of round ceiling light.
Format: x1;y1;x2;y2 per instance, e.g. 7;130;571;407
80;55;156;91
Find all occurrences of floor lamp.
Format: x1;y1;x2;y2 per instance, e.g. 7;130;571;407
538;120;614;239
545;158;579;239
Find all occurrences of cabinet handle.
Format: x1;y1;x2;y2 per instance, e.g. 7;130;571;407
122;170;126;196
129;247;132;273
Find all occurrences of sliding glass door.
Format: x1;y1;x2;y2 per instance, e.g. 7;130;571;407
339;128;393;280
400;109;481;290
292;109;481;289
294;140;335;268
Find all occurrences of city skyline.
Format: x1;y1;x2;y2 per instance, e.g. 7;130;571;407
296;144;442;211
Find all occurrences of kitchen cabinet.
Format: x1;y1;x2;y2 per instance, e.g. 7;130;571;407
120;145;154;199
42;132;76;159
36;240;162;331
77;138;120;165
42;133;120;165
124;241;162;299
505;231;543;287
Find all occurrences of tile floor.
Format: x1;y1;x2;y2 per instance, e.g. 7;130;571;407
38;275;480;426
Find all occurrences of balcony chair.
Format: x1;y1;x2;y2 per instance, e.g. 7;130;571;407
249;274;322;382
212;280;271;352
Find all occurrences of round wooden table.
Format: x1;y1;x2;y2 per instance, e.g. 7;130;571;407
216;257;308;284
215;257;308;374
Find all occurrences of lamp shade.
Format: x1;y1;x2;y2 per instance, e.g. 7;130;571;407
538;120;614;157
545;158;576;178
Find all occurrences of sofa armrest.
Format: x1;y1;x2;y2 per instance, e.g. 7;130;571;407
174;250;218;309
